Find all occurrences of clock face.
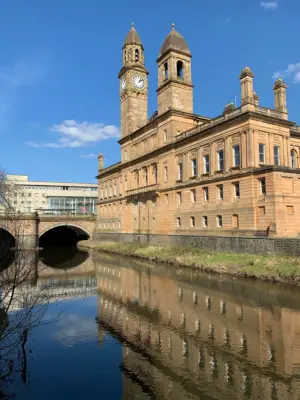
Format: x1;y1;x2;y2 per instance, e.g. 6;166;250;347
120;78;126;92
132;75;145;90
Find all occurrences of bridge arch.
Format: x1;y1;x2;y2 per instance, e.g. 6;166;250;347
39;224;91;248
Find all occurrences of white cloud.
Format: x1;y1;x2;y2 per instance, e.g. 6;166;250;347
273;62;300;84
260;1;278;10
80;153;98;159
53;313;98;347
0;55;49;129
28;119;120;148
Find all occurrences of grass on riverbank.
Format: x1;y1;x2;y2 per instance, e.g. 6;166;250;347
78;240;300;285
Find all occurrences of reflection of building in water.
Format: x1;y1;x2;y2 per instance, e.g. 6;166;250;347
95;260;300;399
2;257;97;311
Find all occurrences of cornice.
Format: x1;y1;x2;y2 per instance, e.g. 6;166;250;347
98;111;297;181
118;65;149;79
156;48;192;63
118;109;209;145
156;78;194;93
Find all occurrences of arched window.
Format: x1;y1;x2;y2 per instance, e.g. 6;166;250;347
135;49;139;62
232;214;239;229
177;61;184;79
291;150;297;168
144;168;148;186
164;62;168;80
135;170;139;187
177;217;181;228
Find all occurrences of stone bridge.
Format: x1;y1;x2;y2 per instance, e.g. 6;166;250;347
0;213;96;249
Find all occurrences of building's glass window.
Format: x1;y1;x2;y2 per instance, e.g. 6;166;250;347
114;183;117;196
274;146;280;166
177;217;181;228
164;166;168;182
233;214;239;229
291;150;297;168
259;143;265;164
203;187;209;201
191;158;197;177
233;182;240;198
47;196;97;215
217;184;223;200
217;150;224;171
178;162;183;181
190;216;195;228
163;129;168;143
191;189;196;203
177;192;182;205
203;216;208;227
259;177;266;195
203;155;210;173
232;145;240;167
217;215;223;228
144;168;148;186
124;150;128;161
153;164;158;184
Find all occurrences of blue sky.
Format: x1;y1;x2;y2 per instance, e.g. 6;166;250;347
0;0;299;183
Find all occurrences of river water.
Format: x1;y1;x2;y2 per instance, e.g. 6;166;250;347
4;248;300;399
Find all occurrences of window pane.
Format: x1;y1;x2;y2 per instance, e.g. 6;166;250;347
259;143;265;163
233;146;240;167
274;146;280;166
217;150;224;170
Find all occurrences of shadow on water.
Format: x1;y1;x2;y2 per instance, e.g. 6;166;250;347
39;247;89;270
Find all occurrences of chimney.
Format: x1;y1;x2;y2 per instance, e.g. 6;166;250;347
98;153;104;171
273;78;288;118
240;66;255;106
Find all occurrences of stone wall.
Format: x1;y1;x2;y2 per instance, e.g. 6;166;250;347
93;231;300;255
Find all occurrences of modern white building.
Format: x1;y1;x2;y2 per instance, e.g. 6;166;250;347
6;175;98;215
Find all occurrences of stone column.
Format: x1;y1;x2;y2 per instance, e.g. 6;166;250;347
224;136;230;172
241;131;247;168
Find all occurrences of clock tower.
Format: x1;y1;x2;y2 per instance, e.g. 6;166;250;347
119;24;148;139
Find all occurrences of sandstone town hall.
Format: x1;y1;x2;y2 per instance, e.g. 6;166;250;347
95;23;300;241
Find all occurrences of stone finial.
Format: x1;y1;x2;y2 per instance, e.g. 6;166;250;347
253;91;259;105
98;153;104;171
223;103;235;114
273;78;287;90
239;66;254;79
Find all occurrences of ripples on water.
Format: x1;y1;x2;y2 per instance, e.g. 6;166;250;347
5;248;300;399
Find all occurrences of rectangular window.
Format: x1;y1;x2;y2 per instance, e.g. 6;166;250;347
259;143;265;164
232;145;240;167
274;146;280;166
203;155;210;173
203;216;208;227
259;177;266;195
217;215;223;228
217;184;223;200
164;166;168;182
177;217;181;228
191;189;196;203
203;187;209;201
178;162;183;181
217;150;224;171
165;194;169;205
233;182;240;198
190;216;195;228
191;158;197;177
177;192;182;205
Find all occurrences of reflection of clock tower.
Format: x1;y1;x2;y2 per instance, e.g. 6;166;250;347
119;24;148;139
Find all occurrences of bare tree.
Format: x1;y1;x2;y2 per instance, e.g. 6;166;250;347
0;169;50;395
